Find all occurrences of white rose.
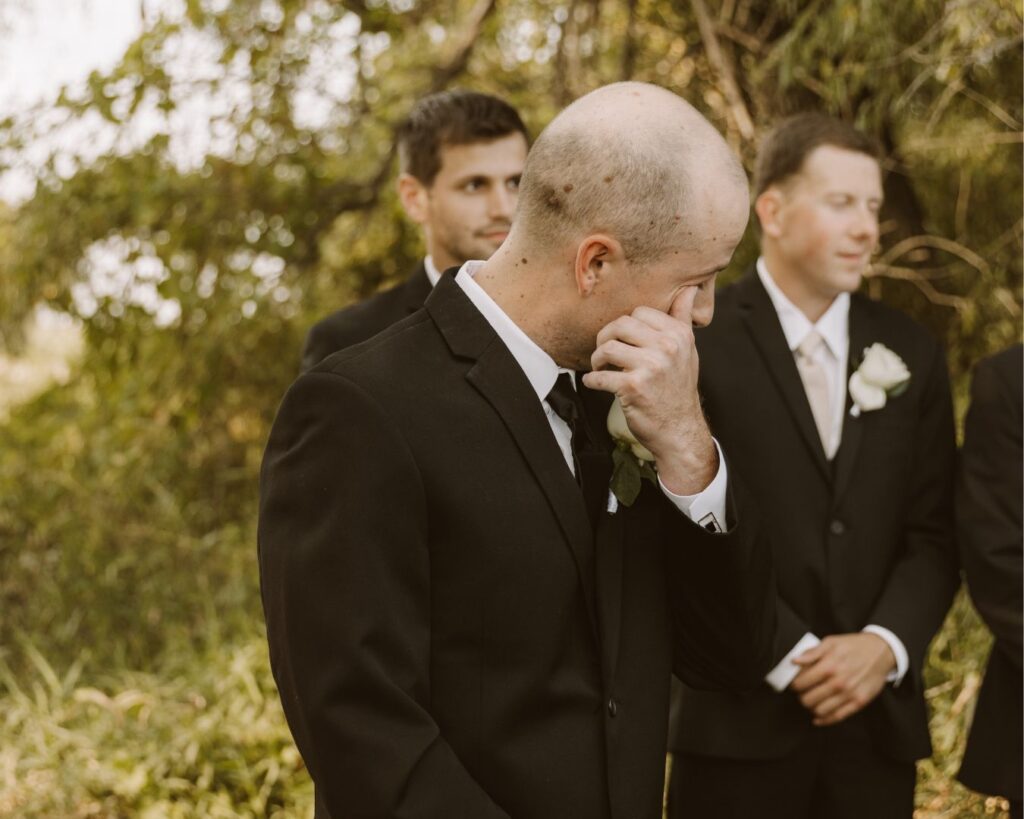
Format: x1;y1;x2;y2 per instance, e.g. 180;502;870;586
606;397;655;462
857;343;910;389
848;371;887;412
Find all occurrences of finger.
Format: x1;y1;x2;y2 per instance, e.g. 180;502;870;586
790;661;831;693
629;304;689;332
581;368;630;395
809;689;848;717
793;644;827;666
591;339;654;374
798;678;840;709
595;314;664;350
668;285;699;327
813;698;862;727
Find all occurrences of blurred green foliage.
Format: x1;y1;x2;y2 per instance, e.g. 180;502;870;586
0;638;311;817
0;0;1019;815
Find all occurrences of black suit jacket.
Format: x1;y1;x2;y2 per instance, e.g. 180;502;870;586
301;262;432;371
259;273;776;819
957;344;1023;801
671;270;958;763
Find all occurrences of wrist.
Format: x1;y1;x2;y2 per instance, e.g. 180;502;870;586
654;426;717;495
865;632;897;675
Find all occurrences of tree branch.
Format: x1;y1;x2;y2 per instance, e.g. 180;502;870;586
428;0;498;93
687;0;755;141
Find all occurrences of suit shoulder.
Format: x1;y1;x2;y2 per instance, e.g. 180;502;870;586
852;293;935;338
310;309;435;379
976;344;1023;386
851;294;945;360
971;344;1024;417
302;278;420;369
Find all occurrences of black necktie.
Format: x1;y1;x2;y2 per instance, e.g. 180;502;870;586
546;373;606;527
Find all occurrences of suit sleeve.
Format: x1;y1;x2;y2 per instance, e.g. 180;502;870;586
666;478;777;692
866;341;959;686
258;371;509;818
957;353;1023;669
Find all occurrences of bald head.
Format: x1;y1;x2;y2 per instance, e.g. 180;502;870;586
514;82;747;265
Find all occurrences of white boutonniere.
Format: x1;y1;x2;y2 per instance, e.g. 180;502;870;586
606;397;657;509
848;343;911;417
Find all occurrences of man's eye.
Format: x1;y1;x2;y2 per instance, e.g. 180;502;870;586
507;177;521;192
463;180;485;192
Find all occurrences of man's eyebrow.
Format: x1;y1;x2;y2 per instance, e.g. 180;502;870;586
451;173;491;185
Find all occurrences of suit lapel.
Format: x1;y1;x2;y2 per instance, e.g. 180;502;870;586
832;296;872;502
426;276;600;643
737;273;831;481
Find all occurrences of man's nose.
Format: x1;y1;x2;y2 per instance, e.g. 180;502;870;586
851;204;879;243
488;185;516;220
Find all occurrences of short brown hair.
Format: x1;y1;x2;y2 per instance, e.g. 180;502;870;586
396;90;528;186
754;113;879;197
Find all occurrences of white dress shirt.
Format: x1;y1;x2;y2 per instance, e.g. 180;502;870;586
455;261;728;527
756;258;908;690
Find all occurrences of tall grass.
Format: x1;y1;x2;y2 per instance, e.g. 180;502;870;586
0;636;312;818
0;593;1008;817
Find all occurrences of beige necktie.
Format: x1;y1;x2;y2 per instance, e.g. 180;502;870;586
795;330;832;452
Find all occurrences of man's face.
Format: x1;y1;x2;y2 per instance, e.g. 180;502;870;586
761;145;882;312
401;132;528;272
569;181;750;370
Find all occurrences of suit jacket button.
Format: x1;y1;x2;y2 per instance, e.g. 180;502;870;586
829;519;846;535
607;697;618;717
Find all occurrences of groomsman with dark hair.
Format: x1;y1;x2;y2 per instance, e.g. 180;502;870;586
956;344;1023;819
668;113;959;818
301;89;529;370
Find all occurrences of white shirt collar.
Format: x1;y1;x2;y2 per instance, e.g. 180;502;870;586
454;261;571;403
424;256;442;287
756;257;849;360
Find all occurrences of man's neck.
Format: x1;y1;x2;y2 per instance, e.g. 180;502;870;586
760;250;834;324
472;250;579;370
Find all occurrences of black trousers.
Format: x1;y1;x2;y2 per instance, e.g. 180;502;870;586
668;715;916;819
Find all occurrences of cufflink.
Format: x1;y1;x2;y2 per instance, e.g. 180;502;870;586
698;512;722;533
606;489;619;515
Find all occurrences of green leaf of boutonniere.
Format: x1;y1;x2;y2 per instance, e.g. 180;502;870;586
610;441;658;507
888;380;910;398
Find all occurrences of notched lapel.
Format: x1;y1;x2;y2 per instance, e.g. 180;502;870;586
426;276;600;643
738;275;831;481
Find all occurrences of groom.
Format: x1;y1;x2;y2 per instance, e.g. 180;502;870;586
259;82;776;819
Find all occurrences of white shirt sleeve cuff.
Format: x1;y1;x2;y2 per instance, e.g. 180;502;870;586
863;625;909;686
658;438;729;532
765;632;821;691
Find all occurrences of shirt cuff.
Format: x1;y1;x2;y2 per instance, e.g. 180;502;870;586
862;625;909;686
658;438;728;532
765;632;821;691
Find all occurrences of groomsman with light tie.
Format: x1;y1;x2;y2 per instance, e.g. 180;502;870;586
668;113;959;818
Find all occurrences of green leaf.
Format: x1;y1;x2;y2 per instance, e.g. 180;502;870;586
611;445;642;507
888;378;911;398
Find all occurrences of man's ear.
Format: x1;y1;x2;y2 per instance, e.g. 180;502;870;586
398;173;429;225
754;189;785;239
573;234;625;296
